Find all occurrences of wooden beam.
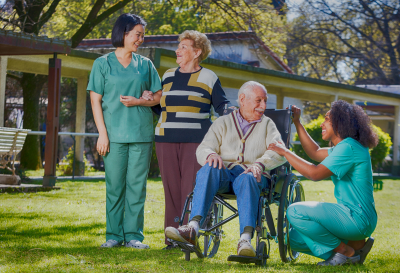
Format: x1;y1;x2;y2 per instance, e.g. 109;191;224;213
0;57;7;127
43;56;61;187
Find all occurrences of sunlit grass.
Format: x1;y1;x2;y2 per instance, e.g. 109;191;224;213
0;178;398;272
23;169;105;177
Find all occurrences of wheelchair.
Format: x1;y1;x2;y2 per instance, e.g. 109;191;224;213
170;105;306;266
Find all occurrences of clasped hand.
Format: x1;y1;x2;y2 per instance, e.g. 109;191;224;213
120;90;153;107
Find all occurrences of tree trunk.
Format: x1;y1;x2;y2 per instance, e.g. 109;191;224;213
19;73;47;170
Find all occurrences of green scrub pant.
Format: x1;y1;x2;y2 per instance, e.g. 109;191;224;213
287;201;372;260
103;142;152;243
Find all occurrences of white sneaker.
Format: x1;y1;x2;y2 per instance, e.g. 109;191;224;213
237;239;256;257
125;240;149;249
100;239;121;248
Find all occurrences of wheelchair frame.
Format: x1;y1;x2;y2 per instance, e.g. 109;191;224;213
171;105;306;265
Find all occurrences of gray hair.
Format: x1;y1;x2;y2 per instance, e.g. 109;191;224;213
237;81;267;105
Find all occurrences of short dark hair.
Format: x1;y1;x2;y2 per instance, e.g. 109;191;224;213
330;100;378;148
111;13;147;48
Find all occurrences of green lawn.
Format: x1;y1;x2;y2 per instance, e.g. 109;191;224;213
0;178;398;272
23;169;105;177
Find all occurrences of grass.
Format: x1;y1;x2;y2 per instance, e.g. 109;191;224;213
23;169;105;177
0;178;399;272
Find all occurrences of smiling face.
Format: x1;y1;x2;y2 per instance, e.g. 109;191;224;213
124;24;145;52
175;39;201;67
321;111;336;141
239;86;267;122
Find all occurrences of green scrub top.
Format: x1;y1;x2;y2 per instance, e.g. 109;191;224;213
87;52;162;143
321;137;377;234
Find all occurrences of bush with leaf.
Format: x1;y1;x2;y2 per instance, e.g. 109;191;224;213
370;125;392;169
292;116;392;171
57;147;93;176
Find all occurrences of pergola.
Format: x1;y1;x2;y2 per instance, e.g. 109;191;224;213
1;29;71;186
1;30;400;175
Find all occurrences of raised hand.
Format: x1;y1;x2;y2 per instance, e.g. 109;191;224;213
290;105;301;123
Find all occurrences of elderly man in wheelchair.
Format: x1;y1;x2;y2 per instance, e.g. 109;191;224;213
165;81;287;259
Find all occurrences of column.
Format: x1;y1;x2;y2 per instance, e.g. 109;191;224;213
276;93;284;110
393;105;400;175
0;57;8;127
74;76;88;175
43;54;61;187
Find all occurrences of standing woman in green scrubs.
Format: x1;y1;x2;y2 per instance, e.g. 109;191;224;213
87;14;162;249
268;100;378;266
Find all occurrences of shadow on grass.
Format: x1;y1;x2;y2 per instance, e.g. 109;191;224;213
1;245;378;273
0;219;104;238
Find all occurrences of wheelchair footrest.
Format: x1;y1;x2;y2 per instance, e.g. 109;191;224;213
171;240;204;259
227;255;260;264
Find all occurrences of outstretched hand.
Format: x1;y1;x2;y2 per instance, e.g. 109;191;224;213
267;141;288;157
205;154;226;169
243;165;262;182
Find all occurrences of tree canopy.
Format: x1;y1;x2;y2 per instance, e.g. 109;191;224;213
286;0;400;85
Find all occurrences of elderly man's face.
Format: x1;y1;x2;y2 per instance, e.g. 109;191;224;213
239;86;267;122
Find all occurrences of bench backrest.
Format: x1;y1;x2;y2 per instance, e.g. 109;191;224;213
0;127;30;155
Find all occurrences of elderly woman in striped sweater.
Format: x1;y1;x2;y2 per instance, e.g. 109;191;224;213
143;30;231;249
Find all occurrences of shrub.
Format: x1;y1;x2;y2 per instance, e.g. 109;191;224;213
292;117;392;171
370;125;392;169
57;147;93;176
292;115;329;165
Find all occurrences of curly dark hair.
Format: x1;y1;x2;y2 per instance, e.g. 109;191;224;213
329;100;378;148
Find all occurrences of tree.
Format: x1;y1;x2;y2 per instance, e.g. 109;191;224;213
44;0;288;59
286;0;400;85
0;0;133;169
1;0;288;170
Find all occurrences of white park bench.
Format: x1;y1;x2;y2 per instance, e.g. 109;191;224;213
0;127;30;185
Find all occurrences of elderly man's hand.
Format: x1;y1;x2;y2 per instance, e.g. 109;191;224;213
205;154;226;169
243;165;262;182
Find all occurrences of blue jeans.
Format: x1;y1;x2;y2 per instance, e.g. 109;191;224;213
189;165;267;235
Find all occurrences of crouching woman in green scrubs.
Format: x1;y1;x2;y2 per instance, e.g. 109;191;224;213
87;14;162;249
268;100;378;266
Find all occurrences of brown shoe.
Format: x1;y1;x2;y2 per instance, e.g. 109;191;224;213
165;225;197;246
237;239;256;257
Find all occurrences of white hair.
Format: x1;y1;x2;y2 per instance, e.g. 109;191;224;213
237;81;267;106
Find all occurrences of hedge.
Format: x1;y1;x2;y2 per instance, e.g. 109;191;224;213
292;116;392;171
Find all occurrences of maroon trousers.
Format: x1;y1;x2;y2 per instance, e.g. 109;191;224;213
156;142;201;245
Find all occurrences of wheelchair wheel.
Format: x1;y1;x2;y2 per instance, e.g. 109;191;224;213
277;173;305;263
255;241;268;266
200;200;223;258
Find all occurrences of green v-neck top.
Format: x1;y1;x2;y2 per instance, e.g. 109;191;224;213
321;137;377;235
87;52;162;143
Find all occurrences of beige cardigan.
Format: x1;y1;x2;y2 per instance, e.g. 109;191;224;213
196;110;287;177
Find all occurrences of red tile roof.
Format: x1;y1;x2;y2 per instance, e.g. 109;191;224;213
79;31;292;73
